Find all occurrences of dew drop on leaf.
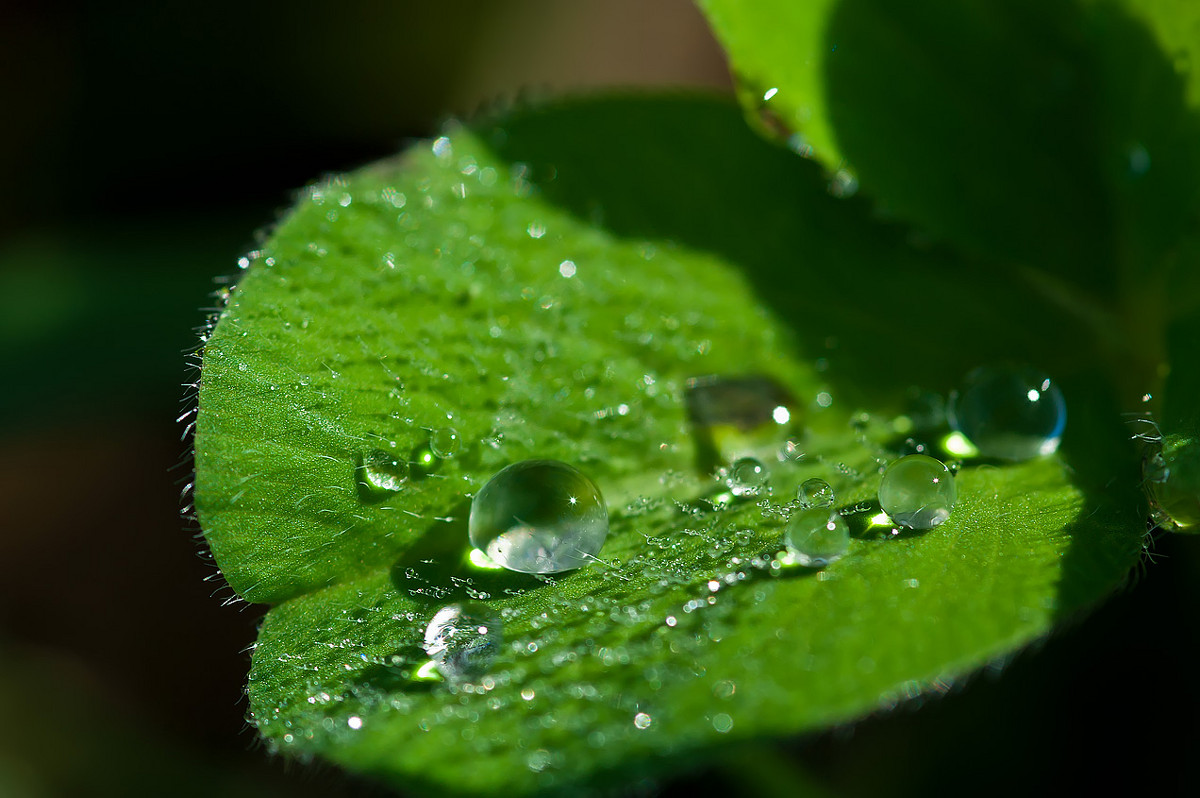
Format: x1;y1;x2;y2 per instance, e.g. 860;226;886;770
726;457;768;497
357;448;407;494
1147;437;1200;531
949;365;1066;460
878;454;957;530
797;477;835;508
422;602;503;683
429;427;461;459
468;459;608;573
784;507;850;567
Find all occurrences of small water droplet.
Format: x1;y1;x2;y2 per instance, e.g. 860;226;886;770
712;713;734;733
797;477;835;508
784;507;850;567
429;427;461;459
358;449;407;493
949;365;1066;460
633;712;653;730
727;458;768;497
878;454;957;529
423;602;502;683
468;460;609;573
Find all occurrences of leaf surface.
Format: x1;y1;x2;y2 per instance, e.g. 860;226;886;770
194;96;1144;794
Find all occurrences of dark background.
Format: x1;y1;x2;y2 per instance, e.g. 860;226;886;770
1;1;1196;795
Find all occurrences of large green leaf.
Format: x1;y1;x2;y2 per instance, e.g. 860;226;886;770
700;0;1200;307
195;96;1143;794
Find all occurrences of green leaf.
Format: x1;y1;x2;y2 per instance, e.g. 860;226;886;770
700;0;1200;301
195;96;1144;794
695;0;842;163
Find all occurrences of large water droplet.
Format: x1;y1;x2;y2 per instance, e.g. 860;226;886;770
469;459;608;573
358;448;407;493
878;454;956;529
949;365;1066;460
1148;437;1200;531
785;507;849;567
726;458;768;497
423;602;502;683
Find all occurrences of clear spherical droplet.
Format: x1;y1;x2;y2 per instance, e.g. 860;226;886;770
878;454;957;529
727;457;768;497
469;459;608;573
797;477;834;508
949;365;1066;460
785;507;849;567
358;448;407;493
423;602;502;683
429;427;461;459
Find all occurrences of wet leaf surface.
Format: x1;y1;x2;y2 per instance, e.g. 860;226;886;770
194;95;1146;794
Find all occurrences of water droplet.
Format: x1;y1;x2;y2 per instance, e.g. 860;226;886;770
726;458;768;497
358;448;407;493
1148;437;1200;531
797;477;835;508
633;712;653;730
949;365;1066;460
468;460;609;573
685;375;796;432
712;713;734;733
784;507;849;567
429;427;461;459
423;602;502;683
878;454;956;529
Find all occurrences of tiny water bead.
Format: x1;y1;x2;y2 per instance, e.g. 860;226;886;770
358;448;407;493
726;458;768;497
468;459;609;574
797;477;834;508
878;454;956;530
949;365;1066;460
784;507;850;567
422;602;503;683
